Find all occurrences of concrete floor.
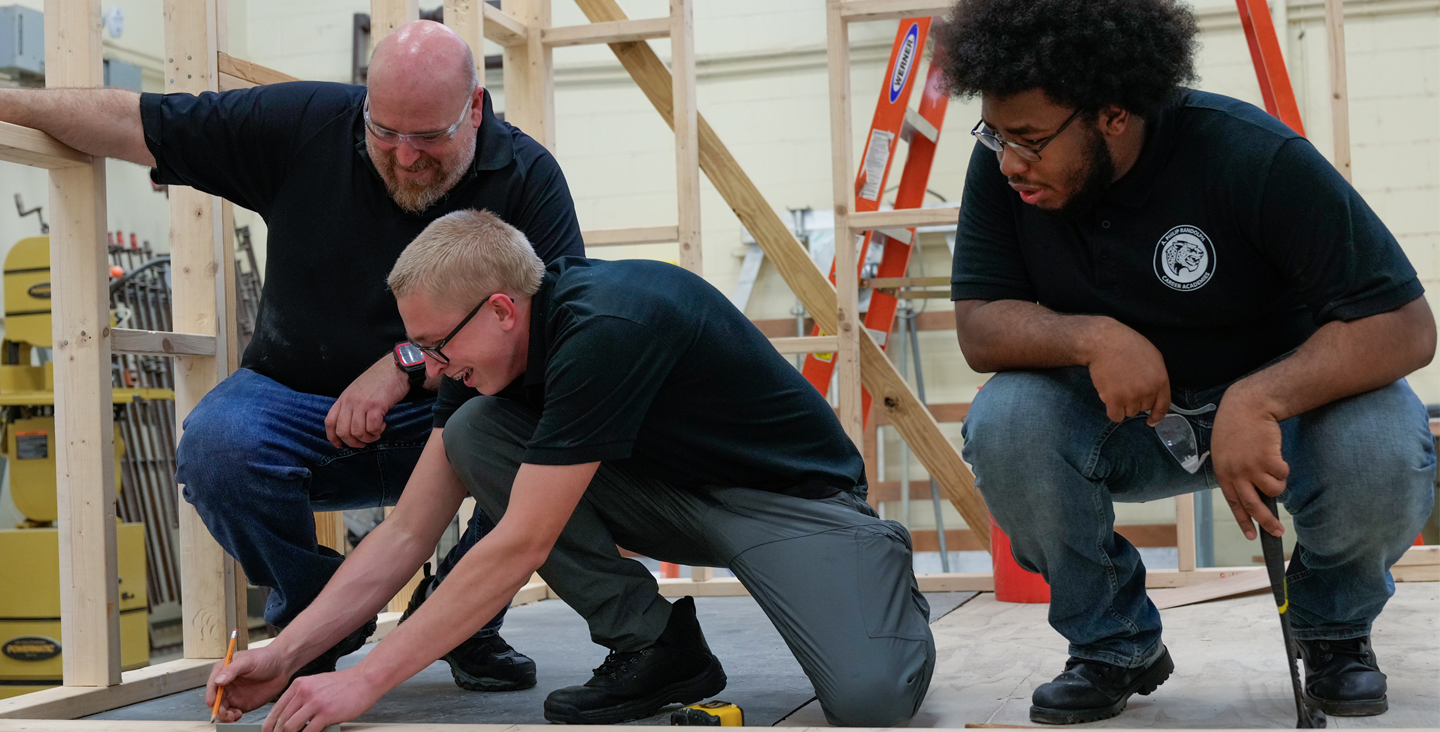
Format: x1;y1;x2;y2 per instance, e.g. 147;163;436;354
779;582;1439;728
86;592;978;726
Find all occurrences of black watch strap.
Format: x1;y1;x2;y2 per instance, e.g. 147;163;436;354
394;342;427;388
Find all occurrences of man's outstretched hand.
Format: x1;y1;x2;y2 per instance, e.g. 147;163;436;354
1211;386;1289;540
262;668;382;732
205;646;291;724
325;355;412;448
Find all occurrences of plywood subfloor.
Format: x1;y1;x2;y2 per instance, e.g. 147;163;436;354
85;592;978;726
779;582;1439;728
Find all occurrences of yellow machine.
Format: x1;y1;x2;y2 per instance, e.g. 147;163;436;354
0;237;168;698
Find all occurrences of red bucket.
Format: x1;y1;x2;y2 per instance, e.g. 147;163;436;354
991;518;1050;603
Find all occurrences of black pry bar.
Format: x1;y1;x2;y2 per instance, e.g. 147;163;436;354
1259;493;1326;728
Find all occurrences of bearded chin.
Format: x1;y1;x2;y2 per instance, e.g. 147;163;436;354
367;137;471;214
1055;127;1116;218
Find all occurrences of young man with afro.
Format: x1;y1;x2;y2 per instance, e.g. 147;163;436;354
937;0;1435;724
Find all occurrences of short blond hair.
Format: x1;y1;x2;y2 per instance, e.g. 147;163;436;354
388;209;545;307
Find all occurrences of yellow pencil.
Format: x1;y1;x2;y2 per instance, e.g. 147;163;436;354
210;628;238;724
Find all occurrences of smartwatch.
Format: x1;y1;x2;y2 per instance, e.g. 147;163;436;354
394;341;427;388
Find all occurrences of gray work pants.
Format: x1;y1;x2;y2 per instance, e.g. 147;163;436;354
443;396;936;727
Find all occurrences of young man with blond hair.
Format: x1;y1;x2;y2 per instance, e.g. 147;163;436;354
207;209;935;728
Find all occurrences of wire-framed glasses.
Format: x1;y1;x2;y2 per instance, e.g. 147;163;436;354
970;107;1083;163
363;88;476;151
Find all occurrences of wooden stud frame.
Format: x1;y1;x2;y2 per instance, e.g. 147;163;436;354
0;0;1425;723
46;0;122;689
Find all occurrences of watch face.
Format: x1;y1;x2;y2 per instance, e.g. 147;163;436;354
395;342;425;368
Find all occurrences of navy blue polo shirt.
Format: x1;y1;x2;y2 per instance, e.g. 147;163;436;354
434;258;867;500
139;82;584;398
951;89;1422;389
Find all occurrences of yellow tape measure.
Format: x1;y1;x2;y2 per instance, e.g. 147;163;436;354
671;700;744;726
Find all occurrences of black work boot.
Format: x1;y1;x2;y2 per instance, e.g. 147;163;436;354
1297;636;1388;716
1030;646;1174;724
544;596;727;724
400;562;537;691
289;614;378;682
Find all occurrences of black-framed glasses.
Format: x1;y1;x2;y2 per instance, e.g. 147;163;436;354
411;294;495;364
970;107;1083;162
363;88;476;151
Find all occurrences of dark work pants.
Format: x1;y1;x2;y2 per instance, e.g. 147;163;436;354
443;395;936;727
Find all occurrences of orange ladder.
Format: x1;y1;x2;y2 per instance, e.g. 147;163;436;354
802;17;949;422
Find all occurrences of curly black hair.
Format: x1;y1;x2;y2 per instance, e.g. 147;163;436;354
933;0;1199;118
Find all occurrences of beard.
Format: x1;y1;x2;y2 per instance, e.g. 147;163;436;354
1054;124;1116;217
1020;122;1116;219
367;132;476;213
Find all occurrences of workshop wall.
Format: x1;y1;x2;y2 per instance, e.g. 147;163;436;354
0;0;1433;565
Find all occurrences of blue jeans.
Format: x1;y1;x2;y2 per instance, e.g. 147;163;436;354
175;368;505;634
962;366;1434;668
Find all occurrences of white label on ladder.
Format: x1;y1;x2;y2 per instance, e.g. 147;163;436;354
859;129;894;202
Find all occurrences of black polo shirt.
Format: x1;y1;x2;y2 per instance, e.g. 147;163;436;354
951;89;1421;389
140;82;584;398
434;258;867;500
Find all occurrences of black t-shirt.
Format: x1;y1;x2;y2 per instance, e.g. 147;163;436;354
140;82;584;398
951;89;1422;389
434;258;867;500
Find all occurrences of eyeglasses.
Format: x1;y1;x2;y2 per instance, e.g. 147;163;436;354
410;294;495;364
363;89;476;151
970;107;1083;163
1152;404;1216;475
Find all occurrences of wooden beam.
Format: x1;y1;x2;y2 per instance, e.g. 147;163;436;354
1324;0;1352;182
542;17;669;47
444;0;486;77
0;121;92;169
849;205;960;231
827;0;863;448
110;328;218;357
873;400;966;426
670;0;701;275
314;511;346;554
46;0;121;690
1175;493;1197;572
482;2;529;47
503;0;555;150
769;335;839;354
0;657;213;720
370;0;419;44
165;0;238;661
0;606;437;721
582;225;678;246
839;0;952;23
572;0;991;552
1150;568;1267;610
216;51;298;87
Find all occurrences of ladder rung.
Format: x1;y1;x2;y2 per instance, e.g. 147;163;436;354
901;107;939;144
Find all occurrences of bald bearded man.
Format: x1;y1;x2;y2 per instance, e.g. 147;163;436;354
0;20;584;687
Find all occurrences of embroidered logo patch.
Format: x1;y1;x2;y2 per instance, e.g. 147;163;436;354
1153;225;1216;291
